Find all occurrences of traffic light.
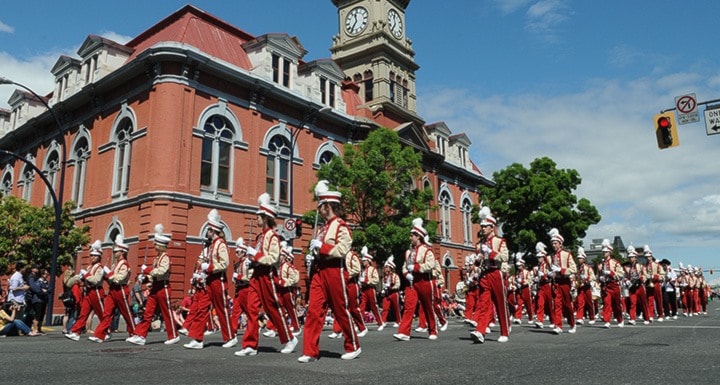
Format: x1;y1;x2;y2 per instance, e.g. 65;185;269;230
295;218;303;238
654;112;679;149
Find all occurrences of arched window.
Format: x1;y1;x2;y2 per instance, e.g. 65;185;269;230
105;218;125;245
266;134;291;204
423;177;432;218
1;167;13;196
460;194;474;245
20;157;35;201
43;144;61;206
70;130;91;207
200;115;234;194
112;117;133;197
314;141;340;168
438;183;455;242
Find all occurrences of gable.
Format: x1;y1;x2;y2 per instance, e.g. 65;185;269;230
394;122;431;153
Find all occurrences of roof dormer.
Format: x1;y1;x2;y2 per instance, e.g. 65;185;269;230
243;33;308;90
77;35;133;87
449;133;471;169
297;58;346;110
425;122;451;157
50;55;81;104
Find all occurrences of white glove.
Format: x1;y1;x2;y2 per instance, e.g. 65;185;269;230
141;264;147;272
305;254;315;267
310;239;323;251
244;258;252;268
201;262;209;271
603;270;611;275
192;273;201;280
232;272;238;282
407;263;415;272
103;266;111;275
246;246;257;257
537;271;545;277
548;272;555;278
580;274;587;280
79;269;87;276
481;244;492;255
199;272;207;280
383;283;390;289
551;265;561;273
405;273;414;282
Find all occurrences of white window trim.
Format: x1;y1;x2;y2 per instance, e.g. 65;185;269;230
70;127;92;208
110;104;136;199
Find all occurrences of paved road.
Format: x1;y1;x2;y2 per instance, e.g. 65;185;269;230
3;306;720;385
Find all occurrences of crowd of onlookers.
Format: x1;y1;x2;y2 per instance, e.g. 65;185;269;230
1;261;50;337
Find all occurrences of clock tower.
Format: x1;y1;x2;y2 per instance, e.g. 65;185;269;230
330;0;421;125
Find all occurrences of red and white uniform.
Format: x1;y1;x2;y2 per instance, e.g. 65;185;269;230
399;243;438;337
359;263;383;326
276;258;301;332
551;249;577;329
626;262;649;322
302;215;358;359
241;227;294;350
70;262;106;335
135;251;177;340
574;262;596;322
534;258;555;326
600;257;624;324
473;235;510;338
418;259;447;330
332;251;366;334
380;270;401;324
514;266;535;322
645;259;665;319
230;257;254;334
94;258;135;339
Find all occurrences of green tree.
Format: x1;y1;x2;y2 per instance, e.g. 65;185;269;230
478;157;601;264
314;128;434;265
0;195;90;275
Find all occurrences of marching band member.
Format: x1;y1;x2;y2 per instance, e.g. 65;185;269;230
513;257;535;325
696;268;708;315
625;247;650;325
378;257;401;330
418;257;448;333
643;245;666;322
470;207;510;344
574;247;596;325
229;237;254;335
394;218;438;341
277;242;302;335
549;228;577;334
90;235;135;342
461;254;480;327
533;242;555;329
329;248;366;338
598;239;624;328
236;193;297;357
299;181;360;362
179;240;213;339
65;240;106;341
359;247;384;330
128;224;180;345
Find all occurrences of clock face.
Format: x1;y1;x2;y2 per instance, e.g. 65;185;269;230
388;9;403;38
345;6;368;35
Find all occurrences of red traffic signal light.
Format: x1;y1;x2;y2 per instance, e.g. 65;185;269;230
653;112;679;149
295;218;303;238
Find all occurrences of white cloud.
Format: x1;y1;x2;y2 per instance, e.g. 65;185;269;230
100;31;133;45
0;20;14;34
419;69;720;268
0;51;59;109
525;0;572;42
493;0;533;14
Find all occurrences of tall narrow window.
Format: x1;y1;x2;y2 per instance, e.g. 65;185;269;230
461;197;473;245
272;54;280;84
363;70;374;103
72;136;90;206
282;58;291;87
200;115;234;194
439;191;452;241
320;78;327;105
43;150;60;206
1;170;12;196
266;134;290;204
113;118;133;197
21;163;34;201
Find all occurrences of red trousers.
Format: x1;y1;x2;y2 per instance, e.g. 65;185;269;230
474;269;510;337
465;286;479;320
514;286;534;320
302;264;359;358
241;268;293;349
553;279;575;328
333;280;365;333
359;286;382;326
279;287;300;331
71;287;105;334
628;285;648;321
646;284;664;318
134;282;177;340
419;282;447;328
535;282;554;325
230;284;255;333
185;287;212;341
398;277;437;336
206;274;234;342
602;282;623;323
94;285;135;339
381;290;401;324
575;285;595;321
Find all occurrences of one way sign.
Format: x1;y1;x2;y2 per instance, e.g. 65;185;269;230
703;104;720;135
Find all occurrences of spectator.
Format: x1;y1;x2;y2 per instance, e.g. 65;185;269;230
0;290;37;337
7;261;29;316
60;266;81;334
27;266;51;335
130;275;145;325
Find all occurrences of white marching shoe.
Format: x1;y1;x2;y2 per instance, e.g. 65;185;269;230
184;340;204;349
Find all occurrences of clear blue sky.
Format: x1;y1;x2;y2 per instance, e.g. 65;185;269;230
1;1;719;277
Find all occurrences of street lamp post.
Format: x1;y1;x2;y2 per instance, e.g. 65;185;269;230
0;77;66;326
287;106;330;246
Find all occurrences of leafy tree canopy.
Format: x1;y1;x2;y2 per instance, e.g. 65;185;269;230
478;157;601;265
0;195;90;275
313;128;435;265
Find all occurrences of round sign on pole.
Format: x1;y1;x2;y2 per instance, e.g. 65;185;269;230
675;94;697;114
284;218;296;232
